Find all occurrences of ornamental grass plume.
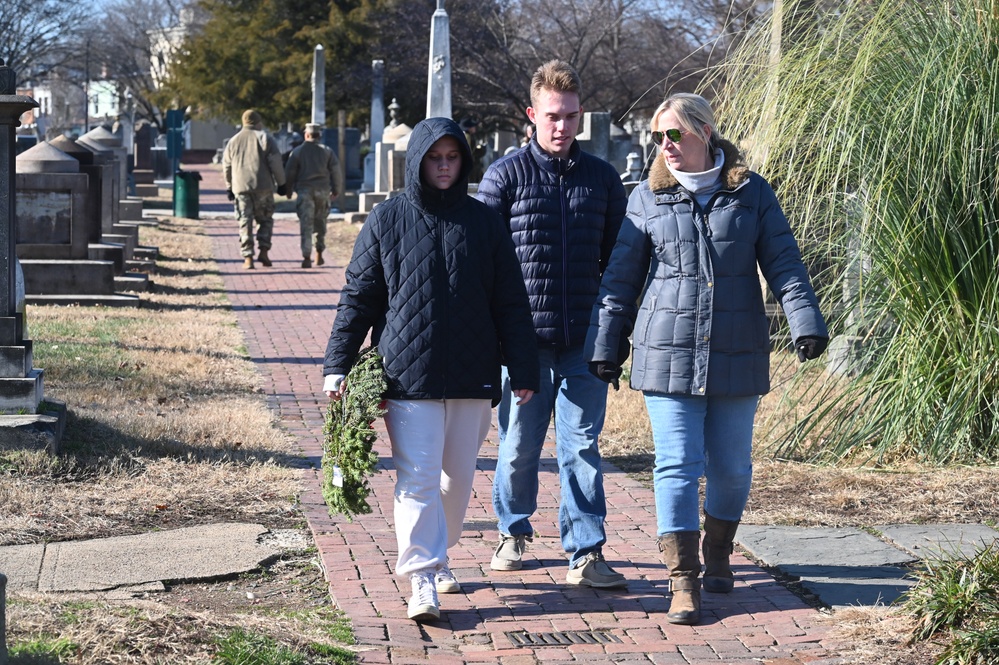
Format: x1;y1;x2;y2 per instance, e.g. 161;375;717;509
707;0;999;464
321;346;386;520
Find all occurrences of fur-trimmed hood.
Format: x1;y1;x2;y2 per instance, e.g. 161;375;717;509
647;138;750;192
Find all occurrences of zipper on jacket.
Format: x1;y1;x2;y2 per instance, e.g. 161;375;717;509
436;214;449;395
689;196;712;238
559;164;571;346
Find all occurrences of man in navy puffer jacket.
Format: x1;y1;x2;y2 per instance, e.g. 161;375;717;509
477;59;628;587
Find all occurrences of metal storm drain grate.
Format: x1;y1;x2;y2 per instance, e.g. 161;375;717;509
506;630;623;647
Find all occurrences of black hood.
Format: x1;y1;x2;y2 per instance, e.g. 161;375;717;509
404;117;473;212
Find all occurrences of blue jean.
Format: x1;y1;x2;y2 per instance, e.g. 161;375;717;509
493;345;609;567
643;393;759;535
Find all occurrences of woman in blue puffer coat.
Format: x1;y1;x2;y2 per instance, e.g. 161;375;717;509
585;93;827;625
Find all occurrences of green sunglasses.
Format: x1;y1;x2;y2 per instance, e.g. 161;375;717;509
651;128;684;145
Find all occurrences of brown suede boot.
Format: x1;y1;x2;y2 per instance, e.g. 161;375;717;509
315;251;324;266
658;532;702;625
258;249;272;267
243;257;255;270
702;513;740;593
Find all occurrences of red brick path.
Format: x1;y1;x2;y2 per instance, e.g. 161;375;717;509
190;161;843;664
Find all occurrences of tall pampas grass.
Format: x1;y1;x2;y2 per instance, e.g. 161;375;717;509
709;0;999;463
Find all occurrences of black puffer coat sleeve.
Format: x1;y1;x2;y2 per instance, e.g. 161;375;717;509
322;213;387;376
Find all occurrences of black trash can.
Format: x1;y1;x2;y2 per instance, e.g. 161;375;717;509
173;170;202;219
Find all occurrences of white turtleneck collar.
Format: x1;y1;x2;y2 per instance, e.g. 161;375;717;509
665;147;725;196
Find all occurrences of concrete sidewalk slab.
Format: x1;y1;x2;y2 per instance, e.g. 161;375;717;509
0;523;279;593
738;525;919;608
877;523;999;560
0;545;43;591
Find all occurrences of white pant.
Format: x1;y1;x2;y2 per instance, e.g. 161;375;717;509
385;398;490;578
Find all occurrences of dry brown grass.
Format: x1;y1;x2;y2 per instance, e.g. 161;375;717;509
0;216;303;547
1;215;363;663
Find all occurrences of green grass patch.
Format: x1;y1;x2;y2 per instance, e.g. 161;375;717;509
8;636;78;663
212;628;355;665
900;542;999;663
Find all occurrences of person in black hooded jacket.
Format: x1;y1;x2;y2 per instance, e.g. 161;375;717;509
322;117;539;623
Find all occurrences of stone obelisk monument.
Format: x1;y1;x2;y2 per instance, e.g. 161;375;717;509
0;58;63;448
311;44;326;127
370;60;385;146
362;60;385;193
425;0;452;119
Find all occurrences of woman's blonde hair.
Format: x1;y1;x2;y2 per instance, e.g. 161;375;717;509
651;93;721;150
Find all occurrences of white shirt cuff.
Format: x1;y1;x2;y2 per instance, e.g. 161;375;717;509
323;374;345;392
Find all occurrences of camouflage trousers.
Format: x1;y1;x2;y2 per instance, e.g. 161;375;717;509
295;188;331;258
234;190;275;257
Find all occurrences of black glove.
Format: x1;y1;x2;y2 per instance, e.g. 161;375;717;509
276;183;289;197
795;335;828;362
226;189;235;201
588;361;621;391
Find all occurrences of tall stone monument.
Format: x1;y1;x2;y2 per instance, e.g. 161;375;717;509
426;0;452;119
362;60;386;193
0;58;63;448
311;44;326;127
370;60;385;147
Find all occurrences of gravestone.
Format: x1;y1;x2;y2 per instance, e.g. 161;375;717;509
426;1;452;119
14;142;91;259
135;122;154;170
46;136;155;285
311;45;325;127
576;112;633;173
0;58;46;417
620;152;642;184
321;128;363;189
14;142;142;303
78;126;128;205
361;60;386;193
360;99;411;213
49;135;113;243
577;112;610;162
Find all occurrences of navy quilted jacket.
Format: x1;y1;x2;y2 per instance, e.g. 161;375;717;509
585;141;828;396
477;137;627;348
322;117;539;403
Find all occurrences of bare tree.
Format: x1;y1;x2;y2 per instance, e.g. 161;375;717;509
0;0;89;83
75;0;191;130
446;0;768;132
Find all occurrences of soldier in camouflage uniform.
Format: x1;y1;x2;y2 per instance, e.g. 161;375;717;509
222;109;288;269
285;123;342;268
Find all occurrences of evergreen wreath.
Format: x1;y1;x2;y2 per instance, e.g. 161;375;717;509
321;346;387;521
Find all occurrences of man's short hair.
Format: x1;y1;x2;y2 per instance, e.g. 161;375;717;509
242;109;263;127
530;59;582;107
305;123;323;138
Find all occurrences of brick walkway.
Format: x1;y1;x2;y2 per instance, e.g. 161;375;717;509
191;162;843;664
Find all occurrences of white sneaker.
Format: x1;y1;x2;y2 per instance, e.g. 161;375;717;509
407;569;440;621
435;559;461;594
